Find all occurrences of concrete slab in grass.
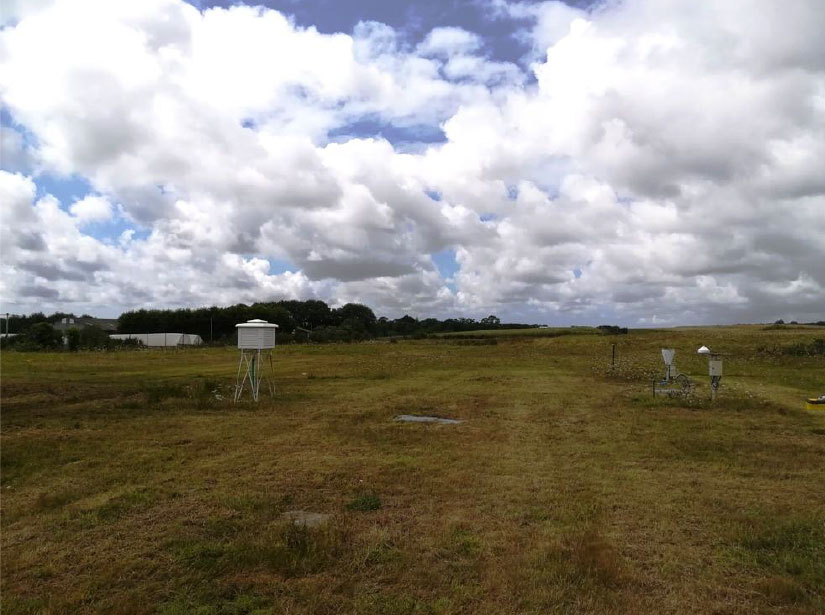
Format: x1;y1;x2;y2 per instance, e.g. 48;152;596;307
395;414;463;424
281;510;331;527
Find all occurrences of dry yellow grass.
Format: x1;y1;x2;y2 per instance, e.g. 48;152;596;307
1;325;824;614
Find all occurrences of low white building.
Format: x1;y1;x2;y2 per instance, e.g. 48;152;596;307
109;333;203;347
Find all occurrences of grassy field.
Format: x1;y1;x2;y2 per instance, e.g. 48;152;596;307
1;325;824;614
431;326;604;339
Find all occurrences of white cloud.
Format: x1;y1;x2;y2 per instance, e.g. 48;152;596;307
417;26;482;57
0;170;331;314
69;195;114;224
0;0;55;26
0;127;35;173
494;0;587;61
0;0;823;324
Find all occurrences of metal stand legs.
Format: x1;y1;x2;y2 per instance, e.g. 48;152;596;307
233;349;274;402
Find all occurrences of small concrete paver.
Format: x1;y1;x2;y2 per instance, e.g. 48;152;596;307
394;414;463;424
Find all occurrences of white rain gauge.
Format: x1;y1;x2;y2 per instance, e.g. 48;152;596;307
698;346;723;400
662;349;676;380
233;319;278;402
653;348;692;396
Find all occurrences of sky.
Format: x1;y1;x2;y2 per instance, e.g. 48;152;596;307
1;0;824;325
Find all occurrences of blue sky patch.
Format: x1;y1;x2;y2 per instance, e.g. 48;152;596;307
33;173;152;244
328;116;446;145
93;219;149;245
1;107;19;128
186;0;546;65
431;247;459;281
267;258;296;275
36;173;93;204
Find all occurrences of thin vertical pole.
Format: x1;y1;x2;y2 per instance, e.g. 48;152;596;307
251;352;257;400
611;343;616;367
255;348;263;401
210;317;213;344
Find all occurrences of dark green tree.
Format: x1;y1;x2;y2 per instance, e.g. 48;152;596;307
66;327;81;351
334;303;376;331
79;326;111;349
25;322;63;349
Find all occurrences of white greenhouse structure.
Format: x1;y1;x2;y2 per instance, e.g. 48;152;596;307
109;333;203;347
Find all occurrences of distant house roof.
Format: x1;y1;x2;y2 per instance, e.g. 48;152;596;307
53;317;119;332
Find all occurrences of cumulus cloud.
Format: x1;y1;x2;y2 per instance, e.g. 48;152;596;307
0;127;35;173
417;26;483;57
491;0;587;61
0;0;823;324
69;195;114;224
0;170;331;313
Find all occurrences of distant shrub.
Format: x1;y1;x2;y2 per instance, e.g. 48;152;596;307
308;326;359;343
111;337;143;350
66;327;81;351
443;338;497;346
15;322;64;351
597;325;628;335
0;323;145;352
784;338;825;357
0;335;19;350
78;326;110;349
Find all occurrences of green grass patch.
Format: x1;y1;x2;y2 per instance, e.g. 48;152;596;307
433;326;600;339
733;516;825;592
170;521;347;578
347;491;382;511
158;590;275;615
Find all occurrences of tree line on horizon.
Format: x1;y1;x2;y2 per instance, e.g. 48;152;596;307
1;300;535;347
118;300;534;342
